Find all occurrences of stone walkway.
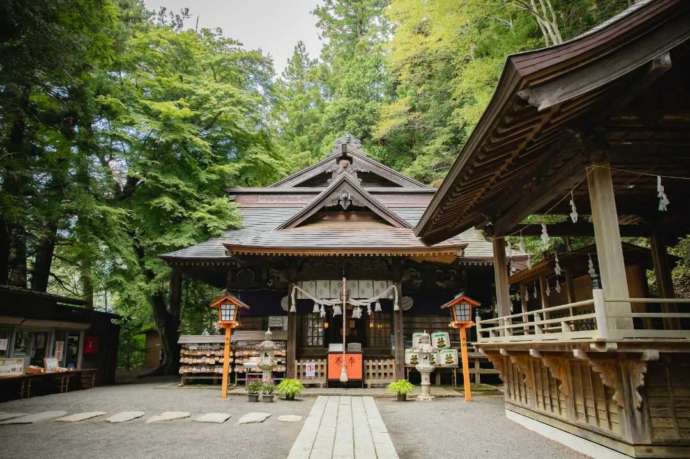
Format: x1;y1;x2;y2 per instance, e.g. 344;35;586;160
288;396;398;459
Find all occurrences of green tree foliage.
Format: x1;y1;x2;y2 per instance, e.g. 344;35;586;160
272;42;327;171
1;1;284;373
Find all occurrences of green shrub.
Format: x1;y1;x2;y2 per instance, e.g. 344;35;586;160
247;381;263;394
387;379;414;395
277;378;304;399
261;382;274;395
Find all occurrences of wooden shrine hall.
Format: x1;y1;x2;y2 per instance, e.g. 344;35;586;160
163;136;523;387
416;0;690;457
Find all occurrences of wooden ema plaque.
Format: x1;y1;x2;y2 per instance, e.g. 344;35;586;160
327;353;362;381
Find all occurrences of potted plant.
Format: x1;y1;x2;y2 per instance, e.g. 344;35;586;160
387;379;414;401
247;381;262;402
276;378;304;401
261;382;275;402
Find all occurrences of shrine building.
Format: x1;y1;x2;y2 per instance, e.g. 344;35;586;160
163;136;524;386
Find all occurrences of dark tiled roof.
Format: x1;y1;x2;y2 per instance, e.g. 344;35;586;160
162;136;515;262
162;205;495;260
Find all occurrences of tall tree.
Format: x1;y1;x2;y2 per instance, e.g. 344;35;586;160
97;22;281;374
0;0;119;288
272;41;326;171
313;0;391;151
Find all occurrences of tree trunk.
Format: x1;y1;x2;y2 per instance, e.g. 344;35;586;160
30;224;57;292
8;225;27;288
150;288;181;375
80;256;94;309
0;220;9;285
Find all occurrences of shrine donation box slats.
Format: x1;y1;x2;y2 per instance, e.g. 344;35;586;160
327;353;362;381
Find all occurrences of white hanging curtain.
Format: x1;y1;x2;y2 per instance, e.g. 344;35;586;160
289;282;399;313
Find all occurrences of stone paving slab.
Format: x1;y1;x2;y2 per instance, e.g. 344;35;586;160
0;411;68;424
0;412;26;422
146;411;190;423
107;411;146;423
237;412;271;424
288;396;399;459
56;412;106;422
278;415;303;422
193;413;231;424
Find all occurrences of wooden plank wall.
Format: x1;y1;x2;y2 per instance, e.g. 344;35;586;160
500;352;690;452
647;359;690;442
503;355;622;438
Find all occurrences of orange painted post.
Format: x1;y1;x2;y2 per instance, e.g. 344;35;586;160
440;293;480;403
221;326;233;400
459;326;472;401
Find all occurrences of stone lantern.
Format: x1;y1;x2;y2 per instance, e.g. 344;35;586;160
256;328;277;384
413;330;436;401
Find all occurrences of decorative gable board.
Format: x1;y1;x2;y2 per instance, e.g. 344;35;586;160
277;174;410;230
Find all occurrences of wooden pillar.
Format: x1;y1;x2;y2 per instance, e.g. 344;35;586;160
650;231;677;329
564;269;576;303
492;237;511;317
393;286;405;379
520;284;529;334
459;326;472;401
587;163;632;329
220;326;232;399
538;276;549;309
287;303;297;378
538;276;549;323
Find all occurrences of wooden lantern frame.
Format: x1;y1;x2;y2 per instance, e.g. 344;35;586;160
209;293;250;399
440;294;480;401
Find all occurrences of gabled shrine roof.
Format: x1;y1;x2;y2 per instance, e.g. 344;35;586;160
276;173;410;229
162;135;517;264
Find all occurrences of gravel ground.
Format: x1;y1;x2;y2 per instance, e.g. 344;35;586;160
378;395;588;459
1;383;587;459
0;381;313;459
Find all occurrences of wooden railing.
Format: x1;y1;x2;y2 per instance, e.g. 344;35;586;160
476;289;690;344
364;359;396;388
295;359;327;387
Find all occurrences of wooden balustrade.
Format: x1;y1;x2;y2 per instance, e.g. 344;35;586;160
477;289;690;344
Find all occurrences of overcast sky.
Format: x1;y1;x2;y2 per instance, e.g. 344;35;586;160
143;0;324;73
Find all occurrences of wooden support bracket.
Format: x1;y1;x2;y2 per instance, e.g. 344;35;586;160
510;354;536;392
542;355;572;398
572;349;648;410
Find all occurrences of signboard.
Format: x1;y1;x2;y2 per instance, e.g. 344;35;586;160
84;336;99;355
305;361;316;378
432;331;450;349
0;357;24;377
268;316;287;329
0;338;8;351
54;340;64;361
44;357;59;372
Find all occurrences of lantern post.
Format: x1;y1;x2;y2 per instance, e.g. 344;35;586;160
441;294;480;401
210;293;250;400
